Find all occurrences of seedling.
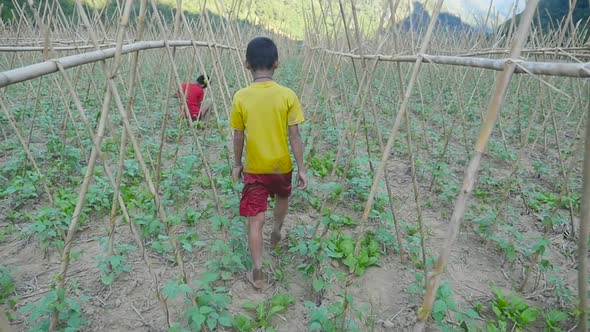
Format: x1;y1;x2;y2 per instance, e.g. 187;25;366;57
0;265;16;314
235;293;295;331
488;288;539;330
22;283;89;331
164;273;233;331
324;231;380;276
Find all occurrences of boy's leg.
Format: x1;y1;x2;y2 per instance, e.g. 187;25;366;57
248;212;265;270
271;195;288;247
248;212;266;284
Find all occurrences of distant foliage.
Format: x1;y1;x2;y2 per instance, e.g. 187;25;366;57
2;0;589;38
401;1;474;32
500;0;590;35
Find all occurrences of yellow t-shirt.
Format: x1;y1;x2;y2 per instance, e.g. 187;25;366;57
230;81;304;174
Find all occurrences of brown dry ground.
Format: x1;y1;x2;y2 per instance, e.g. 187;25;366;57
0;147;579;332
0;63;582;331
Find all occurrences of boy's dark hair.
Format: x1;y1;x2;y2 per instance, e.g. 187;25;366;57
197;74;209;88
246;37;278;70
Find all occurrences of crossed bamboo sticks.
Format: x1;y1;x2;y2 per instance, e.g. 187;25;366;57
1;0;590;330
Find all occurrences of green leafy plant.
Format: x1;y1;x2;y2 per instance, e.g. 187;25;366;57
306;300;341;332
319;182;344;202
23;206;66;250
177;229;207;254
532;160;552;178
235;293;295;331
288;225;325;277
22;285;89;331
543;310;569;332
0;265;17;314
209;239;248;278
321;214;357;229
547;274;574;304
305;294;365;332
526;189;559;212
97;254;132;285
324;231;380;276
309;152;337;177
406;270;425;296
373;219;400;254
401;222;429;269
0;171;39;203
85;175;113;212
163;273;233;331
184;207;202;225
431;281;458;326
489;233;520;264
488;288;539;331
133;212;163;240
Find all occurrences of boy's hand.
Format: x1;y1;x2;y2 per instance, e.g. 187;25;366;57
296;169;307;190
232;165;244;182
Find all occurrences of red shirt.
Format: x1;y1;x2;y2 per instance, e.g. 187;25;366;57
179;83;204;120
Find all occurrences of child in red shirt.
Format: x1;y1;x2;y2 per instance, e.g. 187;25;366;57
178;74;210;121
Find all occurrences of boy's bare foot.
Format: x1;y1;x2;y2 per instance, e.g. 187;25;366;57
247;268;270;291
270;230;281;248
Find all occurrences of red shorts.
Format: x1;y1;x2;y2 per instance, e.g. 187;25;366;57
240;172;292;217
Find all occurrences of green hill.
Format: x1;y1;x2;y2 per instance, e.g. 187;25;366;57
0;0;384;40
500;0;590;34
0;1;242;31
401;1;474;32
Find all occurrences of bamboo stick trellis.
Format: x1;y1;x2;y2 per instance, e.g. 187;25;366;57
1;0;590;330
415;1;540;329
0;40;242;87
3;43;590;89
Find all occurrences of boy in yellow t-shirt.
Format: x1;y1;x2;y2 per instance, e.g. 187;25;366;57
230;37;307;290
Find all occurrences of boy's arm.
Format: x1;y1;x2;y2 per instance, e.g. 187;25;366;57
288;124;307;189
232;129;245;181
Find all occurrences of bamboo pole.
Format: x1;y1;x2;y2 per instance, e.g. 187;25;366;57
179;10;235;173
26;0;51;61
549;91;578;238
49;0;135;329
414;1;540;330
316;49;590;77
86;20;192;332
153;0;182;193
557;0;577;46
21;0;55;171
458;46;590;58
347;0;405;261
487;84;545;240
0;40;242;88
147;0;223;219
401;64;427;280
0;43;121;51
3;42;590;90
302;50;338;153
344;0;377;178
54;43;172;332
577;81;590;332
339;0;445;328
0;97;54;206
107;0;148;260
360;0;445;226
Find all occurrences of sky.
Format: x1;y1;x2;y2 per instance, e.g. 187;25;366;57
439;0;526;24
